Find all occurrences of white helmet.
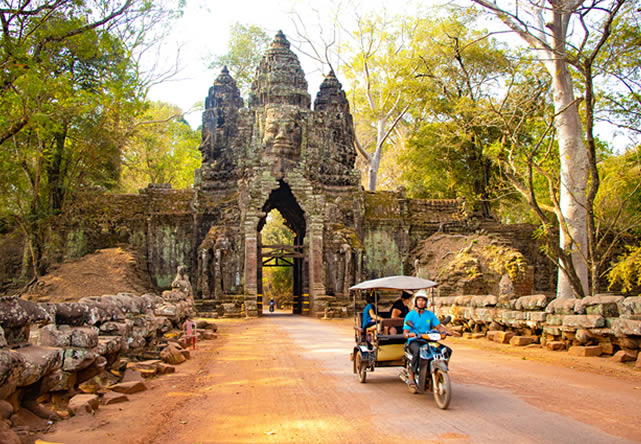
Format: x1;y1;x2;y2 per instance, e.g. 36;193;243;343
414;289;429;307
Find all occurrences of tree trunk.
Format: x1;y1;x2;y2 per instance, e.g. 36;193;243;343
545;11;590;299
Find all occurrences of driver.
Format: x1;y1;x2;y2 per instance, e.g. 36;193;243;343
402;289;447;393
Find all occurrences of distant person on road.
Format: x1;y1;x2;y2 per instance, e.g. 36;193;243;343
269;297;275;313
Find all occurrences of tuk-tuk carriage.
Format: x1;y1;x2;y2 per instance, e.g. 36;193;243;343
349;275;439;382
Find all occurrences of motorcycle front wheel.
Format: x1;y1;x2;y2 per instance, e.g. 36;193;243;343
433;369;451;409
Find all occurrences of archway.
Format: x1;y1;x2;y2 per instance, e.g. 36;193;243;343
257;181;306;315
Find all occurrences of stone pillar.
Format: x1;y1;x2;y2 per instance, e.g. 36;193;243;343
244;217;258;296
308;216;326;309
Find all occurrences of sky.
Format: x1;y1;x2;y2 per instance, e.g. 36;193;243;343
146;0;427;128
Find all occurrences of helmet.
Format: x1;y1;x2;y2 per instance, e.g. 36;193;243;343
414;289;429;307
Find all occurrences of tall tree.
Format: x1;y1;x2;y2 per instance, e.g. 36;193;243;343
208;23;270;96
0;0;182;278
471;0;634;298
120;101;201;192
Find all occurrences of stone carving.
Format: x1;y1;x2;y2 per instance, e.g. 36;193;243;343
262;106;303;159
171;265;193;299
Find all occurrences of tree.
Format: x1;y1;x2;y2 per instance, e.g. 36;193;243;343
471;0;635;298
120;101;201;192
0;0;182;278
400;11;517;218
208;23;270;96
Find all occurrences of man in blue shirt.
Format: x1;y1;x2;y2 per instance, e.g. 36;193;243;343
403;290;447;393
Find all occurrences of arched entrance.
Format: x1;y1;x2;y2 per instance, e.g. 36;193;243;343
256;181;306;315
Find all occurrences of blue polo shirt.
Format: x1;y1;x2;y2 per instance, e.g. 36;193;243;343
403;309;440;343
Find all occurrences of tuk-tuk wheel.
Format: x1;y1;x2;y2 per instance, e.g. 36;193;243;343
355;352;367;383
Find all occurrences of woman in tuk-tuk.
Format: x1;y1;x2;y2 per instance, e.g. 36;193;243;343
362;292;383;329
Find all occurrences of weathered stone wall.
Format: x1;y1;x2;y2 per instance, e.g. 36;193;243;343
432;294;641;361
53;188;196;290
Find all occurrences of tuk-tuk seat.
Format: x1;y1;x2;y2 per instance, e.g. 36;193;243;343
376;334;407;346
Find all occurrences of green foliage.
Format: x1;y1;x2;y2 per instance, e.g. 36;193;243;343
608;245;641;294
261;210;294;307
0;0;181;276
209;23;270;96
119;102;201;192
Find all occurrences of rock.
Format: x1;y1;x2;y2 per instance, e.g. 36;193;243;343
545;298;579;315
70;327;99;348
0;420;21;444
562;315;605;329
621;297;641;317
471;333;485;339
38;324;72;347
636;353;641;369
0;400;13;420
78;370;119;394
196;321;218;332
157;363;176;374
0;295;52;328
568;345;602;357
470;295;498;308
577;295;624;317
454;296;473;306
611;350;638;362
121;369;145;383
101;392;129;405
611;318;641;337
600;341;615;355
574;329;594;345
493;331;514;344
99;321;131;336
201;331;217;340
40;369;77;392
108;381;147;394
160;344;186;365
180;349;191;360
514;294;550;311
61;348;97;372
526;311;547;322
128;359;162;371
0;326;6;348
546;341;566;351
13;345;63;386
510;336;537;346
68;394;100;416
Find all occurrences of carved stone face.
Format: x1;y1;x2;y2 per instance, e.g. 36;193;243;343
263;108;302;159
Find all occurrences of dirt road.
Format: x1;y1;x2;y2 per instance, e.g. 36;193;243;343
43;314;641;444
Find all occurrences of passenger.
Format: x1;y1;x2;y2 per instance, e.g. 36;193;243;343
362;293;382;330
388;291;412;334
403;289;448;393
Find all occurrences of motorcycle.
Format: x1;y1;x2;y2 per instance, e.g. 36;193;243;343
269;300;275;313
400;327;452;409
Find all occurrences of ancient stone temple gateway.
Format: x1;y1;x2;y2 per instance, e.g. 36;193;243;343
59;31;466;316
190;31;464;315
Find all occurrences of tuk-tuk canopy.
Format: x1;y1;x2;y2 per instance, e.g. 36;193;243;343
349;275;438;291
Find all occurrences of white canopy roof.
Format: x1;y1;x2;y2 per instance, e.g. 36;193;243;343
349;275;438;291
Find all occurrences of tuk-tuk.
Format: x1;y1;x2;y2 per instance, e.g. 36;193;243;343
349;275;439;383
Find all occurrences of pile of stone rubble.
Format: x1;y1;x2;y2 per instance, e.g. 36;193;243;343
0;268;217;443
434;294;641;365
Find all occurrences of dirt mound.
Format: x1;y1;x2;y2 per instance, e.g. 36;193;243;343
412;233;529;296
23;247;156;303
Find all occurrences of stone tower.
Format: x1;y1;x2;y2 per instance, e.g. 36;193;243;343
193;31;362;315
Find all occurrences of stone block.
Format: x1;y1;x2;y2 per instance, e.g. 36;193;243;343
568;345;602;357
68;394;100;416
510;336;537;346
488;331;513;344
636;353;641;368
527;311;547;322
41;369;76;392
201;330;217;340
470;295;497;308
471;308;496;323
109;381;147;394
62;348;97;372
611;318;641;337
611;350;638;362
157;363;176;374
545;298;579;314
600;341;615;355
433;296;457;307
13;345;63;386
70;327;99;348
562;315;605;329
454;296;473;306
514;294;550;311
471;333;485;339
546;341;566;351
621;297;641;316
543;326;561;336
160;343;186;365
101;392;129;405
0;295;52;329
546;314;563;326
